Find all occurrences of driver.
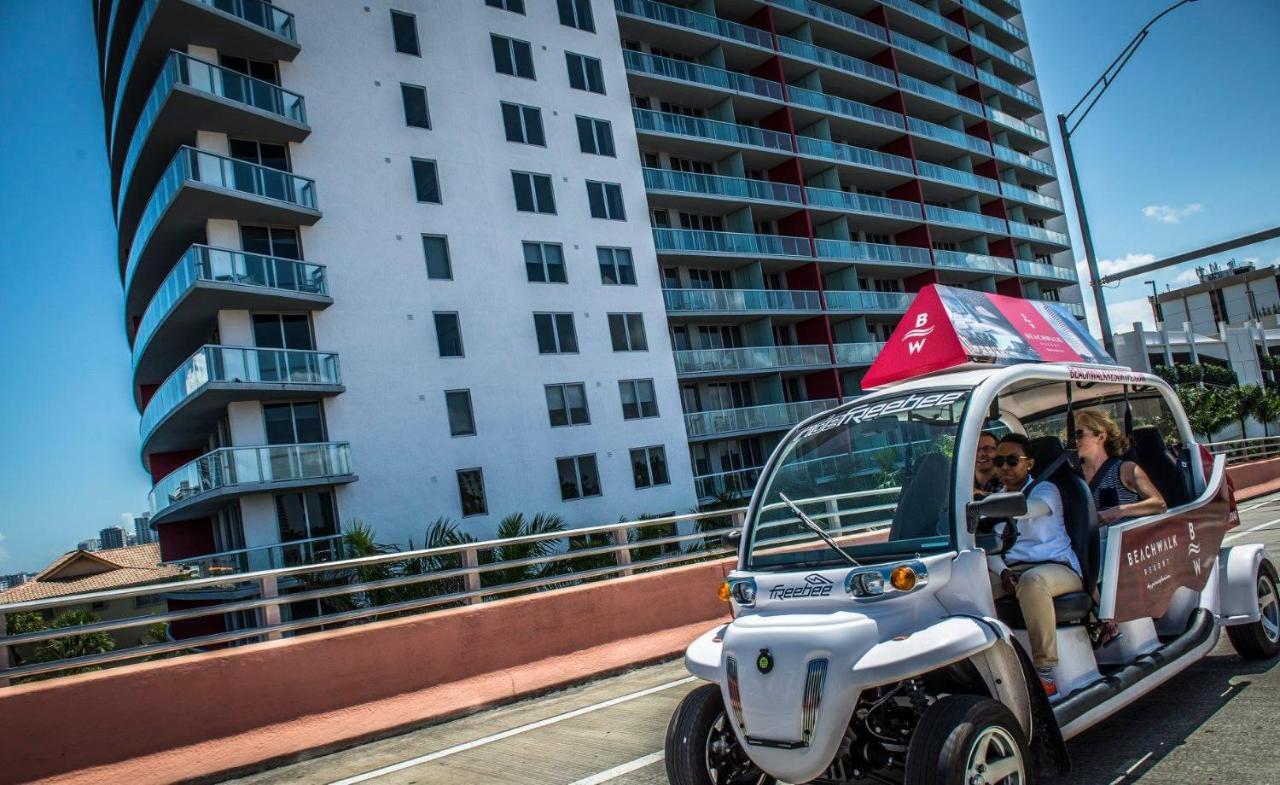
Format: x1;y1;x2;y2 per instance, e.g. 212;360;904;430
987;433;1083;697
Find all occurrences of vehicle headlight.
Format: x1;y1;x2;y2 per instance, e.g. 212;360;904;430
846;571;885;597
729;578;757;605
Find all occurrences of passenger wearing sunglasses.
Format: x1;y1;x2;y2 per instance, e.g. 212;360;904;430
1074;409;1167;525
987;433;1082;696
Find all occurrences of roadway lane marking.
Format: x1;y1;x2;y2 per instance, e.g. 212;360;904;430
1224;515;1280;543
566;751;665;785
326;677;697;785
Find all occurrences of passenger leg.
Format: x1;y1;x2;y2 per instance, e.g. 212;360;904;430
1014;564;1084;668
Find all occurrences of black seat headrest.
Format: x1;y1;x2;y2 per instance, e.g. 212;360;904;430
1132;425;1164;454
1027;436;1066;479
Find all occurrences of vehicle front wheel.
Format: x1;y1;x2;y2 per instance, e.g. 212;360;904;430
904;695;1032;785
1227;559;1280;660
664;683;775;785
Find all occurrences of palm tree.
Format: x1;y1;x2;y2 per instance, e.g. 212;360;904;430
477;512;567;593
1232;385;1265;440
1250;387;1280;440
1177;385;1235;441
27;611;116;681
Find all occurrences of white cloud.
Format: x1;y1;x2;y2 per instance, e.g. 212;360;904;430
1172;268;1200;287
1142;203;1203;224
1107;297;1160;331
1075;253;1156;281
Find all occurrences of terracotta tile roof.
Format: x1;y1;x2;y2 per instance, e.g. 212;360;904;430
0;544;184;604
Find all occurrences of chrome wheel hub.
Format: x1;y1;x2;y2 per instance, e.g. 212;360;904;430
1258;573;1279;643
965;726;1025;785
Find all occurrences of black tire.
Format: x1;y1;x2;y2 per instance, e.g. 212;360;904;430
904;695;1033;785
1227;560;1280;660
664;683;775;785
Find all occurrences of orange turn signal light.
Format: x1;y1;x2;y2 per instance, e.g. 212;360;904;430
890;566;918;591
718;581;732;603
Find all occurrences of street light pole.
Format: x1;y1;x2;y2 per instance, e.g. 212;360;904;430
1144;279;1163;324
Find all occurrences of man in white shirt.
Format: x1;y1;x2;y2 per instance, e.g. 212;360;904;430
987;433;1083;697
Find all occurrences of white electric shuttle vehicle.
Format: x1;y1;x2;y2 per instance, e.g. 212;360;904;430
665;362;1278;785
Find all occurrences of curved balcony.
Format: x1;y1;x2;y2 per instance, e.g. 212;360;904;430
926;205;1009;236
786;85;906;139
899;74;985;118
805;187;923;225
882;0;969;43
663;288;823;315
814;239;932;271
673;344;831;376
916;161;1001;197
122;146;320;317
695;466;762;500
825;290;915;314
149;442;355;525
1009;221;1071;248
643;168;802;212
1017;259;1079;284
623;50;784;105
116;50;309;229
833;341;886;365
959;0;1026;45
613;0;774;51
985;107;1048;146
934;250;1017;277
632;108;793;155
652;228;812;260
993;143;1056;179
764;0;888;45
109;0;300;161
795;136;915;178
168;533;347;576
685;398;839;440
140;346;343;461
969;31;1035;80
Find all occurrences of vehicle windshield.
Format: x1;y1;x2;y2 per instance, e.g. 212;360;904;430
746;389;971;572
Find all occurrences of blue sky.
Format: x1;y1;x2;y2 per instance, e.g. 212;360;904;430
0;1;1277;574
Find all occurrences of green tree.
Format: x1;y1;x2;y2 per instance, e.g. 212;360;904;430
22;611;116;680
1176;385;1235;440
1250;387;1280;439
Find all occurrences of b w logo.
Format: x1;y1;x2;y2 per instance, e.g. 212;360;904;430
902;313;934;355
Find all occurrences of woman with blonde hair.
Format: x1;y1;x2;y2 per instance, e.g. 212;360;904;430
1074;409;1167;525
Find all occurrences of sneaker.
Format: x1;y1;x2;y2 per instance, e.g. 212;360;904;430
1037;666;1058;697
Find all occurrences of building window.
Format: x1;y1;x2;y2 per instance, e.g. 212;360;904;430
434;312;464;357
422;235;452;280
545;383;589;426
608;313;647;351
275;490;340;560
457;468;488;516
524;241;567;283
534;312;578;353
252;313;314;350
598;247;636;285
557;0;595;31
486;0;524;12
401;84;431;128
264;401;326;444
134;594;162;609
631;446;670;488
445;389;476;436
587;181;625;220
512;171;556;214
576;116;615;156
412;158;441;203
492;34;535;79
557;454;601;500
390;10;420;56
619;378;659;419
565;52;605;93
240;225;300;260
229;138;289;170
501;102;545;146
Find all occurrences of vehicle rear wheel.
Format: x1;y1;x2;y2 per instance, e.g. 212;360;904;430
904;695;1032;785
1227;560;1280;660
664;683;775;785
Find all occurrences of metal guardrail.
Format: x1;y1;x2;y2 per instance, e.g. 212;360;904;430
1205;436;1280;465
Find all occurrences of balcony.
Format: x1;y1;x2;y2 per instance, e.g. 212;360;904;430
684;398;839;439
140;346;343;461
632;108;793;154
890;31;976;79
908;117;993;157
833;341;885;365
814;239;932;270
663;288;823;315
794;136;915;176
993;144;1056;179
825;290;915;313
652;228;812;259
898;74;985;117
694;466;762;500
976;68;1041;112
149;442;355;525
132;246;331;388
673;344;831;376
168;534;348;576
925;205;1009;235
122;146;320;317
958;0;1028;47
969;31;1035;80
786;85;906;136
764;0;888;45
985;106;1048;145
775;35;897;89
109;0;300;161
805;187;923;224
1061;301;1088;319
999;182;1063;213
613;0;774;51
622;50;785;104
642;168;802;209
934;249;1017;276
1008;221;1070;247
882;0;969;42
1017;259;1079;283
915;161;1001;196
116;50;309;230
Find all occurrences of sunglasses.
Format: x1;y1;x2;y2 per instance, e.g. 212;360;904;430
992;455;1028;467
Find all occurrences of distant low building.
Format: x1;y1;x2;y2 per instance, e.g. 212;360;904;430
76;538;101;553
0;573;33;591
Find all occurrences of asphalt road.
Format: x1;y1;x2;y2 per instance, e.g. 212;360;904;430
227;492;1280;785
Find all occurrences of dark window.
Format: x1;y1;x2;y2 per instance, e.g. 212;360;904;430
263;401;325;444
524;242;566;283
240;225;300;260
218;55;279;85
492;34;535;78
423;235;452;280
608;313;647;351
557;0;595;31
401;83;431;128
631;446;669;488
557;454;601;500
512;172;556;213
412;158;441;203
501;102;545;145
229;138;289;170
457;468;488;516
485;0;524;12
545;383;589;426
587;181;625;219
252;313;314;350
597;247;635;285
565;52;604;93
445;390;476;436
619;379;659;419
534;313;578;353
275;490;339;549
576;116;614;156
434;312;463;357
390;10;420;55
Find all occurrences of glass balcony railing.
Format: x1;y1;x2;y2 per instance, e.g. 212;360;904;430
119;51;307;219
133;245;327;368
150;442;352;519
959;0;1027;44
795;136;915;175
764;0;888;43
915;161;1001;195
985;107;1048;143
684;398;839;438
168;534;347;576
805;187;923;221
908;117;993;155
814;239;932;268
1062;301;1088;319
925;205;1009;234
833;341;885;365
141;346;342;442
787;85;905;130
1017;259;1078;282
890;31;976;79
970;31;1035;77
825;290;914;312
632;108;793;152
933;250;1016;275
993;143;1055;176
694;466;762;500
898;74;984;116
613;0;774;50
775;35;896;87
999;182;1062;212
623;50;784;101
882;0;968;40
653;228;812;258
643;168;802;204
673;344;830;374
125;146;319;296
663;288;823;313
976;68;1041;110
1009;221;1070;246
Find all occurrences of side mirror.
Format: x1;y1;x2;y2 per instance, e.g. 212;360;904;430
966;492;1027;533
720;528;742;551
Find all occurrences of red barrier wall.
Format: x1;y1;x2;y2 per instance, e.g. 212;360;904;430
1227;456;1280;500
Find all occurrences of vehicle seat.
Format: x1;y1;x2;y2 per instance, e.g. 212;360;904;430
1129;425;1190;507
888;451;950;541
994;436;1099;628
